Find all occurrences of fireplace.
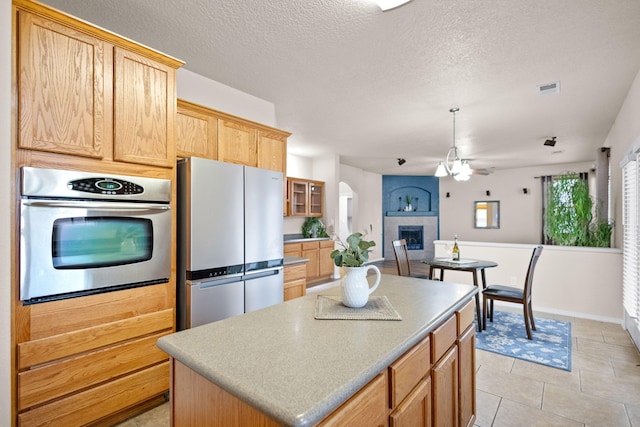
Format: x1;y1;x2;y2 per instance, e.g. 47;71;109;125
398;225;424;250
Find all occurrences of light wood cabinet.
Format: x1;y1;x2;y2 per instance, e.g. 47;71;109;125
432;346;459;427
288;178;325;217
390;377;432;427
283;263;307;301
389;335;432;427
175;99;289;175
167;298;476;426
284;242;302;258
113;47;176;167
257;130;287;173
16;285;174;426
318;372;389;426
286;240;334;285
176;99;218;159
13;1;182;425
16;4;182;167
217;118;257;166
457;301;476;427
302;241;320;282
17;10;106;159
319;239;336;279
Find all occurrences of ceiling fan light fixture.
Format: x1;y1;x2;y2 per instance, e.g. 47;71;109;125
460;160;472;177
434;107;473;181
374;0;412;11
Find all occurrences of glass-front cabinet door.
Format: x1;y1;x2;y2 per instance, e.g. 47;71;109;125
309;181;324;217
288;178;324;217
290;180;309;216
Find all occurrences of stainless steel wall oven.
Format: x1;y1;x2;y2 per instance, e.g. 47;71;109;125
19;167;172;304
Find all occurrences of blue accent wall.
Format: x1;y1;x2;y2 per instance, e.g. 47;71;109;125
382;175;440;214
382;175;440;257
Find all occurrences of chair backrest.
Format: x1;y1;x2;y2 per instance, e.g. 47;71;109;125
392;239;412;276
392;239;411;276
523;245;543;303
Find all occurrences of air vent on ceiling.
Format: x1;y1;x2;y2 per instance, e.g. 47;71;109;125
537;81;561;95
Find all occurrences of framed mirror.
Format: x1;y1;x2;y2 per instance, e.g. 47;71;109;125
474;201;500;229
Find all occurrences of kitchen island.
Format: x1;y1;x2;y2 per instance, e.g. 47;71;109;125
157;274;478;426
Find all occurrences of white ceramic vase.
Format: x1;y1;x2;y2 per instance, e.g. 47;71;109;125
341;265;381;308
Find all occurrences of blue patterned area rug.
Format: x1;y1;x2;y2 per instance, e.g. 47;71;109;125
475;311;572;371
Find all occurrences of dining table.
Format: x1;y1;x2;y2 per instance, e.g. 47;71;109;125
423;258;498;331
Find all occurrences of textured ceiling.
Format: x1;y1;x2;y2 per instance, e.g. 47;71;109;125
40;0;640;176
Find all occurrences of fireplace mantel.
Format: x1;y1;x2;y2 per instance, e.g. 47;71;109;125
385;211;438;217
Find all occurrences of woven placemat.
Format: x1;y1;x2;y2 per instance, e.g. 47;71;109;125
314;295;402;320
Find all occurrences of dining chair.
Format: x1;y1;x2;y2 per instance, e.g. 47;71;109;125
392;239;430;279
482;245;543;340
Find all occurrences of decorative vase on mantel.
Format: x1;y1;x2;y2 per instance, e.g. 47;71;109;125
341;265;381;308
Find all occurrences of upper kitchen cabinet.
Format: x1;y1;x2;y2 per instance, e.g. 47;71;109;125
15;0;183;168
176;100;218;159
113;48;177;167
17;10;106;158
217;118;257;166
176;99;290;176
257;130;287;173
289;178;325;217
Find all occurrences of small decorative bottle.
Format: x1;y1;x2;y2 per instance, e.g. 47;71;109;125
452;235;460;261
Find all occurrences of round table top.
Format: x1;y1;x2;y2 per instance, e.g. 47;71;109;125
424;258;498;269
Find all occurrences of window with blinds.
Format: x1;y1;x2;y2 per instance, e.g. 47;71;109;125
622;157;639;335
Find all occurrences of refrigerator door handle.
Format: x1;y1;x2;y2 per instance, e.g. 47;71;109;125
243;267;282;280
191;274;243;288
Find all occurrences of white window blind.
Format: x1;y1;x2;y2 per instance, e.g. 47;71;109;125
622;157;639;329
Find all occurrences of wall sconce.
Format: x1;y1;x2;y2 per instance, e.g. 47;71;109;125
485;190;491;196
523;188;528;194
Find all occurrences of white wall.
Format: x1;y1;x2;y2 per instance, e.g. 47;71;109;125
439;161;593;244
604;68;640;247
339;164;383;262
177;68;277;127
435;241;623;323
1;0;11;422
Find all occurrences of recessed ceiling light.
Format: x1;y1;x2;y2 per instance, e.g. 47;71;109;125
374;0;413;11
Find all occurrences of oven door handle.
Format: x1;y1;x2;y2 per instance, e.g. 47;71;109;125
22;200;170;211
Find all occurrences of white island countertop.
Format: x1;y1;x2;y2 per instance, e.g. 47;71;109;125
157;274;477;427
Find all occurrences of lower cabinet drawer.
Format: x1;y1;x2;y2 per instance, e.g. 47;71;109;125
18;361;169;427
456;300;475;334
284;263;306;281
431;315;457;362
18;332;169;410
318;371;388;426
389;335;431;409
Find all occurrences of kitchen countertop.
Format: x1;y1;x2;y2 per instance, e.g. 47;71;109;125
283;237;332;243
283;256;309;266
157;275;477;427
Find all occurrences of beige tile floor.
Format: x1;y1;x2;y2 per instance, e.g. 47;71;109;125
120;274;640;426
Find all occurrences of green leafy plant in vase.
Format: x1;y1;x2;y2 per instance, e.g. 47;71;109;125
330;232;381;308
330;232;376;267
405;194;413;211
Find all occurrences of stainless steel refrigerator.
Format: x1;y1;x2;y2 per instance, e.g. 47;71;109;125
177;157;284;330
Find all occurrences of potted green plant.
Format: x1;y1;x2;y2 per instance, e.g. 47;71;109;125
405;194;413;211
330;232;380;308
302;217;328;238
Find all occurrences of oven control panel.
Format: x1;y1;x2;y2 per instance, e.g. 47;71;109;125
68;178;144;195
